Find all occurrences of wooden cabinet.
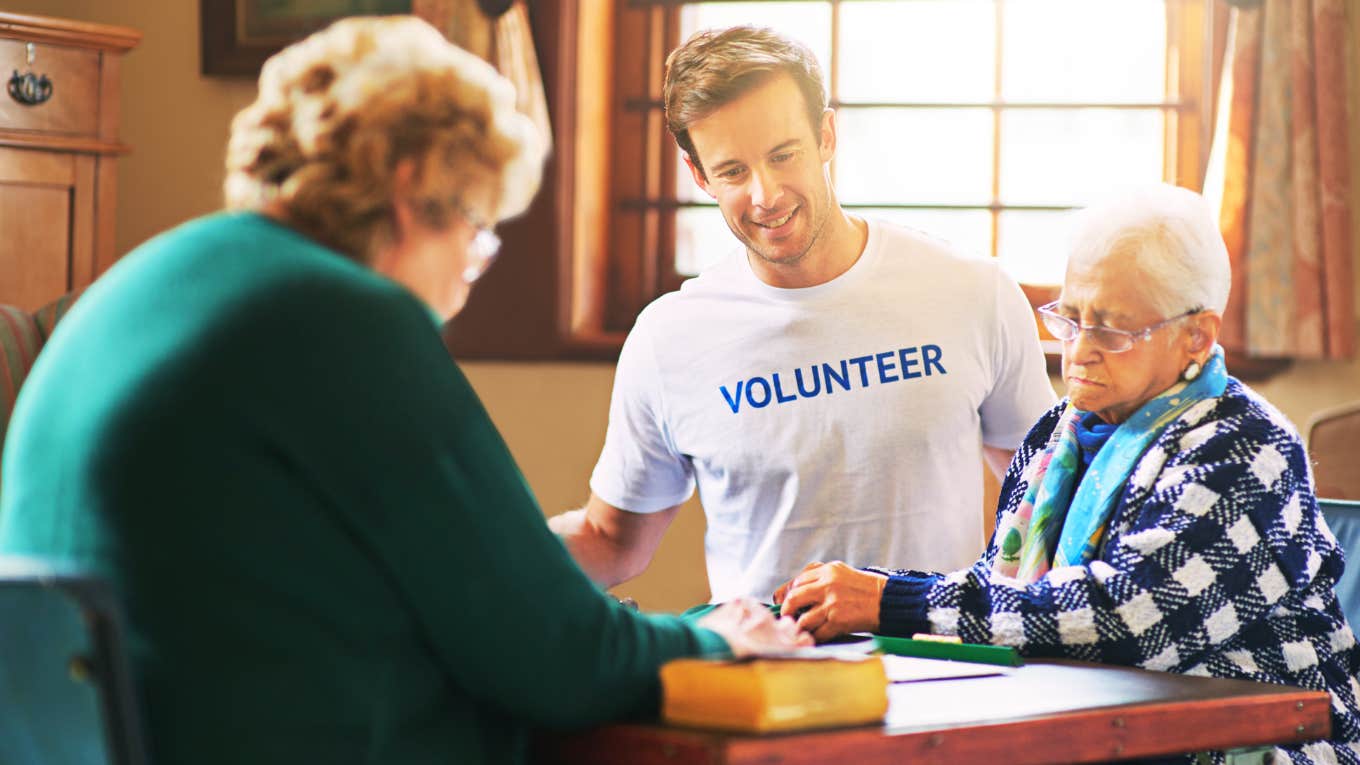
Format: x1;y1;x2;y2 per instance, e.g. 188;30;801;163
0;13;139;312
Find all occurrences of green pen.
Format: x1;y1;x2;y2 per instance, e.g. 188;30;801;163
873;635;1024;667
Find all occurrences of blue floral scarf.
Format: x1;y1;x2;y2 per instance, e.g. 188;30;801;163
995;346;1228;583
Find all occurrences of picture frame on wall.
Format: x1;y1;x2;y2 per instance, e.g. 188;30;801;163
200;0;411;76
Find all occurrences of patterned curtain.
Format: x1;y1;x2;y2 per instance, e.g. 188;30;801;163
411;0;553;152
1204;0;1355;360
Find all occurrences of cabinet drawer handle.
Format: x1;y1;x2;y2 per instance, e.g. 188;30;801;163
8;69;53;106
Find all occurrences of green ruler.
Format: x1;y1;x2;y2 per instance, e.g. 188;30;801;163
873;635;1024;667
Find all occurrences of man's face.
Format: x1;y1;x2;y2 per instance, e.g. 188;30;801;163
685;75;837;270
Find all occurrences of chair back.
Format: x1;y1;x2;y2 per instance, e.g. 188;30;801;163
1308;402;1360;500
1320;499;1360;632
0;304;43;461
3;292;82;503
0;558;148;765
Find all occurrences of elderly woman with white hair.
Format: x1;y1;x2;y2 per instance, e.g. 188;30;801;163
0;16;807;765
774;184;1360;762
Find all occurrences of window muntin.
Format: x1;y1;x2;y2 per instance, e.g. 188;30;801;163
651;0;1191;288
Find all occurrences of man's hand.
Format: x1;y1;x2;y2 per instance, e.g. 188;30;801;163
696;597;812;658
773;561;887;642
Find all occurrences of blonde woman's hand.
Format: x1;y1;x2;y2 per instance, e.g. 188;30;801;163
773;561;887;642
696;597;813;658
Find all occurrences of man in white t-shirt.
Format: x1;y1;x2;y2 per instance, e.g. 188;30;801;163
549;25;1055;602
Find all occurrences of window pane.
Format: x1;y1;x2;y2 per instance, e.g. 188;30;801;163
860;208;992;259
664;0;1176;294
997;209;1075;286
1003;0;1166;103
999;108;1163;206
679;3;832;78
676;206;740;276
836;108;993;206
838;0;994;103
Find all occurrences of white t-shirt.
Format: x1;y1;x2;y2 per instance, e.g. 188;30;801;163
590;219;1056;601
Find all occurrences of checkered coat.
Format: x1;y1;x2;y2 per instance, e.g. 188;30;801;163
875;379;1360;764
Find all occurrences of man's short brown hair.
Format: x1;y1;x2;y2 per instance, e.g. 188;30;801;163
662;26;827;180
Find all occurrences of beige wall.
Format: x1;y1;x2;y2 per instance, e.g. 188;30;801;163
9;0;1360;614
461;363;713;610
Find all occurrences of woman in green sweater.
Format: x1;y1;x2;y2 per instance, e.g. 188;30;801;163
0;16;807;764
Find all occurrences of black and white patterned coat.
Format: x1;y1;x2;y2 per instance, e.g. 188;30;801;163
874;379;1360;764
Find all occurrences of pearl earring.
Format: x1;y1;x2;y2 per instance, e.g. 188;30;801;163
1183;360;1202;381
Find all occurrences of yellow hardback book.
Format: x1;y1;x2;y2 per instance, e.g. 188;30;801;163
660;655;889;733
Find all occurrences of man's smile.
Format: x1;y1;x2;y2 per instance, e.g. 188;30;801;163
750;206;798;230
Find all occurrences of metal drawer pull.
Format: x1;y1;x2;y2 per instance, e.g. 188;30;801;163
9;43;53;106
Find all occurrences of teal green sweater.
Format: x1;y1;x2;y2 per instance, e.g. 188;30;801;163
0;213;726;763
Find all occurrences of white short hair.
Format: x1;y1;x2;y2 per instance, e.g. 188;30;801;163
1065;184;1231;316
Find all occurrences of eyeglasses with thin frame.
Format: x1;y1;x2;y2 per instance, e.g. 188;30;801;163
453;204;500;283
1037;301;1201;353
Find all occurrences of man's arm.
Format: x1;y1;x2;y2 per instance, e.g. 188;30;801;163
549;493;681;588
978;263;1058;478
982;446;1015;480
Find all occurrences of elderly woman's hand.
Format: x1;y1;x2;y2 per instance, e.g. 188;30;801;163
773;561;888;642
696;597;813;658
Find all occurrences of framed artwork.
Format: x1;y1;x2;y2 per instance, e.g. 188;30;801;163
200;0;412;76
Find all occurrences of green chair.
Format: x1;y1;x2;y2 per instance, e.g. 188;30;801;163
0;557;148;765
1320;498;1360;631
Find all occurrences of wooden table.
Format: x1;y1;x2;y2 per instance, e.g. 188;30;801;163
540;659;1332;765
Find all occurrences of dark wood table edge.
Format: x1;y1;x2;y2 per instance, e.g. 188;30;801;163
540;687;1332;765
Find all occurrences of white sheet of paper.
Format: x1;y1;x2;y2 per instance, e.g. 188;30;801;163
881;654;1011;683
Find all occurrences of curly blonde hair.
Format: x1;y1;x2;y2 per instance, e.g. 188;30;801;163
224;15;545;263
